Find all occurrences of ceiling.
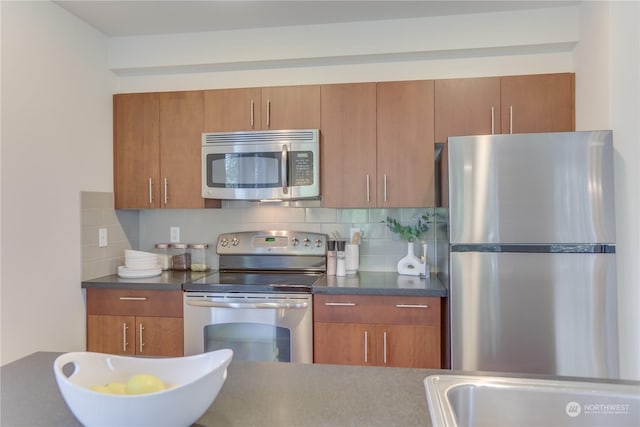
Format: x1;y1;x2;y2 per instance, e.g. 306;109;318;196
54;1;580;37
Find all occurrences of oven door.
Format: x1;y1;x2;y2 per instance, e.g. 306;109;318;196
183;292;313;363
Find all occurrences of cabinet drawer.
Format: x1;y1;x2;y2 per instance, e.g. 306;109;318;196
87;289;183;317
314;294;440;325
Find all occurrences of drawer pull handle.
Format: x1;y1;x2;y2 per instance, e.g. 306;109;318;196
395;304;429;309
122;323;128;352
364;330;368;363
119;297;147;301
139;322;145;353
324;302;356;307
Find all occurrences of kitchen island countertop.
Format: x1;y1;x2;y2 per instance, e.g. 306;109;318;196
1;351;438;426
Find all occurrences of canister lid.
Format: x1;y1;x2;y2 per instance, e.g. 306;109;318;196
191;243;209;249
172;243;189;249
155;243;170;249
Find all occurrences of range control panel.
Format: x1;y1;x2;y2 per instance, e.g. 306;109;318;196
217;231;327;256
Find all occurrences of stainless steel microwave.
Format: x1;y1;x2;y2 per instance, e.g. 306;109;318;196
202;129;320;200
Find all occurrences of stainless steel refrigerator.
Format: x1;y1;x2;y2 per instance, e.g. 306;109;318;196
448;130;619;379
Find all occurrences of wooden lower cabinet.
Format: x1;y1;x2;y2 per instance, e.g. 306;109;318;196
86;289;183;357
313;294;441;368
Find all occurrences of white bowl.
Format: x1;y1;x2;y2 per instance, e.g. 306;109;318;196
54;349;233;427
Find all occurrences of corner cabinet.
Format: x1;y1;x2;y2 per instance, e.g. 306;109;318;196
113;91;218;209
313;294;442;368
204;85;321;132
86;288;183;357
321;80;435;208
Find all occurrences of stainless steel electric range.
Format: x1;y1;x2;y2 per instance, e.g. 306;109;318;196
183;230;327;363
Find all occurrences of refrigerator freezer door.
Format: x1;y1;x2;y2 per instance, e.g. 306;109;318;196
448;131;615;244
450;251;619;379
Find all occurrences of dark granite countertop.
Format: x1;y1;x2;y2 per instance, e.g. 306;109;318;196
1;351;438;426
313;271;447;297
82;270;448;297
81;270;214;291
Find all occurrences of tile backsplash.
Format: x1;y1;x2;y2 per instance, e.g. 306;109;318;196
81;192;448;280
80;192;139;280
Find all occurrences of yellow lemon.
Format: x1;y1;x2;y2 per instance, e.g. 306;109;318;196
125;374;165;395
106;382;127;395
90;384;110;393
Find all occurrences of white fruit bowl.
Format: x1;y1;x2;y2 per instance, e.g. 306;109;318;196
53;349;233;427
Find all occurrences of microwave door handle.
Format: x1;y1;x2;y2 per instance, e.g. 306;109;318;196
281;145;289;195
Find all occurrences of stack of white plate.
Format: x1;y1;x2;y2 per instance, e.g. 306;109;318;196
118;250;162;279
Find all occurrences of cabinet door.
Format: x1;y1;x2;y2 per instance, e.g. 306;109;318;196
203;87;262;131
261;85;320;130
87;315;135;355
434;77;501;143
500;73;575;134
159;91;206;208
320;83;377;208
136;316;184;357
376;324;441;369
114;93;160;208
314;322;375;366
377;80;435;207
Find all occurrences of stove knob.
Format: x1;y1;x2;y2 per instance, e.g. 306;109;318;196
231;237;239;246
303;238;311;247
291;237;300;246
220;238;229;247
314;239;323;248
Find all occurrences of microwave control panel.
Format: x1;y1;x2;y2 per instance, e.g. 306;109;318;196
290;151;314;186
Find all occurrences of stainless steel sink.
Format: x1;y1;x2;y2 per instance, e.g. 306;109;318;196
424;375;640;427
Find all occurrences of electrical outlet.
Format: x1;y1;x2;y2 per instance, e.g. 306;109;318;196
170;226;180;243
98;228;108;247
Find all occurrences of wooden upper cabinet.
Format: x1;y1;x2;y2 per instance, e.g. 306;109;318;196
204;87;262;131
261;85;320;130
159;91;207;208
320;83;377;208
114;91;214;209
204;85;320;132
114;93;161;209
434;77;501;143
500;73;575;134
376;80;435;208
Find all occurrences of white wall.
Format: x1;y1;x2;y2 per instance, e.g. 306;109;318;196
0;1;115;365
574;0;640;381
111;6;579;92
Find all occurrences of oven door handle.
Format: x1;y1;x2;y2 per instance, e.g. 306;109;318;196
186;299;309;309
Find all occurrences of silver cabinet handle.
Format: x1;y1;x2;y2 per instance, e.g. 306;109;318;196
281;144;289;194
509;105;513;134
395;304;429;308
250;99;255;128
366;174;370;203
122;322;128;352
324;302;356;306
491;106;495;134
148;177;153;205
266;99;271;127
138;322;144;353
383;331;388;364
364;330;369;363
383;174;388;202
119;297;147;301
163;177;168;206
